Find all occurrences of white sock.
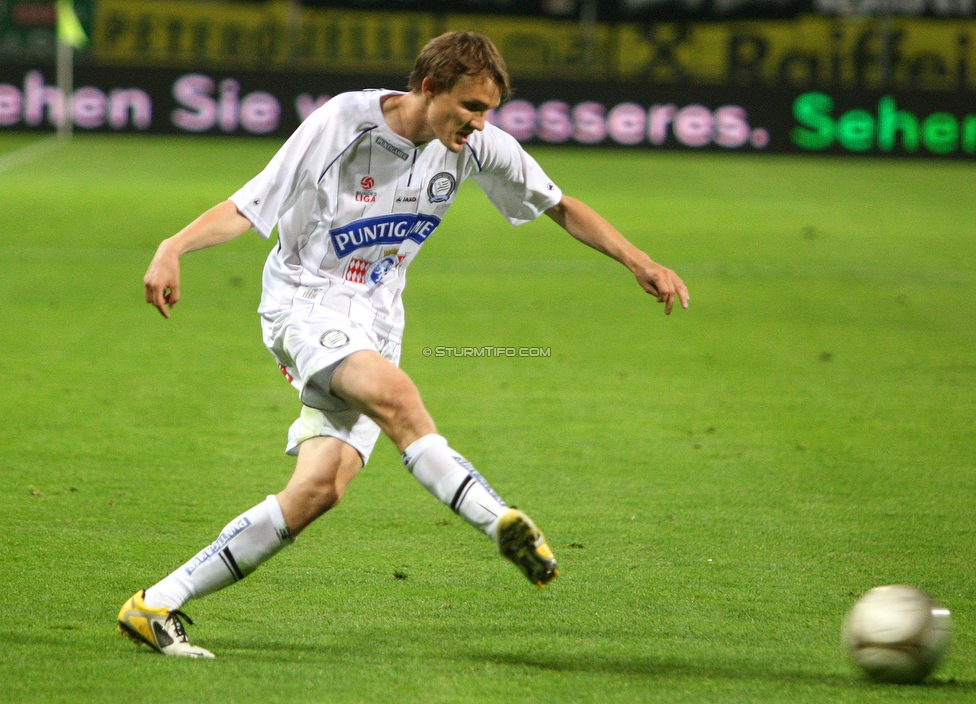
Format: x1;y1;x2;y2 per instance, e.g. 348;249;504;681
401;434;507;539
144;495;294;610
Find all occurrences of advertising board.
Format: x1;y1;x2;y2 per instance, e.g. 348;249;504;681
1;65;973;157
91;1;976;91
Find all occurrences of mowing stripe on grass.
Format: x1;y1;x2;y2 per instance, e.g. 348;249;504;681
0;135;64;175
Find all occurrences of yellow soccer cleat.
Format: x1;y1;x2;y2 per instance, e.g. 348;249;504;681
497;509;559;587
117;591;215;658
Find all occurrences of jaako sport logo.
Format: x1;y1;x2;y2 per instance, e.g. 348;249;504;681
427;172;456;203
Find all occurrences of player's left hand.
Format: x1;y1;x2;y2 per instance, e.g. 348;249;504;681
632;258;689;315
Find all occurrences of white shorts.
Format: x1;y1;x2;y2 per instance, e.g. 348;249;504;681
262;300;401;464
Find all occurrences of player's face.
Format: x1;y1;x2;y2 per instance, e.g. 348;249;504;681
424;73;501;153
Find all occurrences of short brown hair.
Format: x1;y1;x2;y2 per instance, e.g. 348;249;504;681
408;31;511;100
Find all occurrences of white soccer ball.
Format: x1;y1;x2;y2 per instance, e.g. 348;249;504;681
843;585;952;684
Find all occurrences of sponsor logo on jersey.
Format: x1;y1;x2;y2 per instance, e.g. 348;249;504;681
427;172;457;203
345;258;369;284
329;213;442;258
346;254;405;287
366;255;398;287
392;186;421;213
185;517;252;575
375;136;410;161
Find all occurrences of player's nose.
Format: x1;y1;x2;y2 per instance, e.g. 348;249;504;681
470;114;486;131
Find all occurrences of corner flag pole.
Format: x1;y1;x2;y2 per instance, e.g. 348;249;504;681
56;0;88;141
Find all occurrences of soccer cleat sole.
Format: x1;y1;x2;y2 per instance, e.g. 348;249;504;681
118;619;215;658
118;620;156;650
497;509;559;587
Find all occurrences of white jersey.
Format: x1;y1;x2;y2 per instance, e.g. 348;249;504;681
230;90;563;342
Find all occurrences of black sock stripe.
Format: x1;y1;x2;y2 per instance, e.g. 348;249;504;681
217;552;238;582
221;547;245;580
450;475;473;513
456;482;476;512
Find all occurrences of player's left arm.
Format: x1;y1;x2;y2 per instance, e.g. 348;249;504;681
545;195;689;315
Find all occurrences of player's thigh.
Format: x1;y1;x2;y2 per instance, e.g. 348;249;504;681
331;349;425;417
270;312;379;412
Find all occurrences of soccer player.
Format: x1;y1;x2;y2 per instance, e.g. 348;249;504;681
118;31;689;658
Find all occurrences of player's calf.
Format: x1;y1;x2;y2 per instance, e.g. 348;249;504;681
140;495;294;612
401;434;507;536
401;433;559;586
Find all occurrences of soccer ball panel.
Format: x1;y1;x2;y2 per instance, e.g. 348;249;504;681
842;585;951;684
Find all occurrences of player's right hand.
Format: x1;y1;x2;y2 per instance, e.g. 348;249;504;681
633;257;690;315
144;241;181;319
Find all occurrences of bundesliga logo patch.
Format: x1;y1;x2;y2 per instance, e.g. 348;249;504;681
355;175;377;203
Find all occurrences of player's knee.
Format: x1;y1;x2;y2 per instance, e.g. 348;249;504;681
302;478;344;515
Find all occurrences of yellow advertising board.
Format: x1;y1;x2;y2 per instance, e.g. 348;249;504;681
94;0;293;68
93;0;976;91
92;0;611;77
284;8;442;74
617;16;976;91
439;15;614;78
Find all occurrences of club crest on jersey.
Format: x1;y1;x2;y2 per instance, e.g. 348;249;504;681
356;175;377;203
329;213;442;258
321;330;350;348
427;172;456;203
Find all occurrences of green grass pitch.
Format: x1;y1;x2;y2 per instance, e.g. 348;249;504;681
1;133;974;703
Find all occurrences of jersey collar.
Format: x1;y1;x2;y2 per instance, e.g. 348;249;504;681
370;91;426;154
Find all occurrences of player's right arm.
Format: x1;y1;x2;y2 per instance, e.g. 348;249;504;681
144;200;253;318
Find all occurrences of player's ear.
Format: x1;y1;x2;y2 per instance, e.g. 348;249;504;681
420;76;438;100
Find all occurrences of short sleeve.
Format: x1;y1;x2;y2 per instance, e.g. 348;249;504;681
229;106;332;239
469;125;562;226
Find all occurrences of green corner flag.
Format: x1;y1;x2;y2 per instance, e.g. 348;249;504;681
56;0;88;48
